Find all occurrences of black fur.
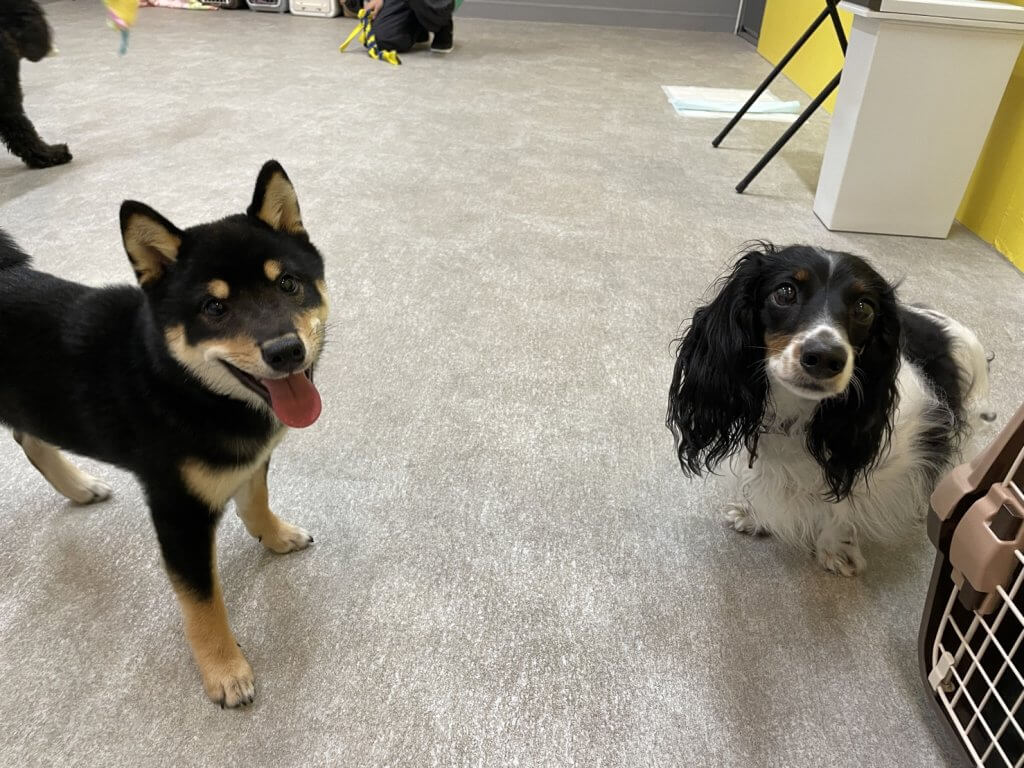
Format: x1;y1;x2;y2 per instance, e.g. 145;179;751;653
0;161;326;704
667;245;918;501
899;305;965;477
0;0;71;168
0;228;31;269
666;246;769;476
900;305;963;418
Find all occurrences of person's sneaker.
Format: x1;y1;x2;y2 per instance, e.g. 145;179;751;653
414;27;430;45
430;23;454;53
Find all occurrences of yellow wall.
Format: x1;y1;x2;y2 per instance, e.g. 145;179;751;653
957;57;1024;270
757;0;1024;271
757;0;851;115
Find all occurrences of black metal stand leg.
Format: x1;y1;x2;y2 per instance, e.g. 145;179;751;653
735;70;842;194
712;5;832;148
827;0;848;52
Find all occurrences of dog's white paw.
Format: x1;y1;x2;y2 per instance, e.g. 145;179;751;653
16;433;112;505
259;519;314;554
816;540;867;577
68;474;113;505
724;503;768;536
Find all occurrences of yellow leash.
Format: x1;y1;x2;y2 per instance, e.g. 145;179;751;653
339;9;401;67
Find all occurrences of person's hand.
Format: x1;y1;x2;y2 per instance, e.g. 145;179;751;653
365;0;383;18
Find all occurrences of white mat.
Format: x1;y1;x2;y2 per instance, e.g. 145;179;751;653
662;86;800;122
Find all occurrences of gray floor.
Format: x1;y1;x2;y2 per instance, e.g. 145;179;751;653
1;3;1021;766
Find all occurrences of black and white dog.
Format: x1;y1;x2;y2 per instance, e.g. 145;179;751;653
667;244;991;576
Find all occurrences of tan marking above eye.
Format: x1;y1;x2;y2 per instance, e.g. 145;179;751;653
264;260;282;282
207;280;230;300
793;269;810;282
765;332;794;358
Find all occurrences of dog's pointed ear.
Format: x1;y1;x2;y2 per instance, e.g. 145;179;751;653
667;248;769;476
248;160;305;235
120;201;183;287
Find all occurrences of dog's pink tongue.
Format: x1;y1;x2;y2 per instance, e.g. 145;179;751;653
261;373;322;428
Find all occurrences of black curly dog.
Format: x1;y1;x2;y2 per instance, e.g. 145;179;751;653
0;0;71;168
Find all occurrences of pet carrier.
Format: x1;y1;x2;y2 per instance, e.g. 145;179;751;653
199;0;247;8
246;0;288;12
920;402;1024;767
290;0;339;16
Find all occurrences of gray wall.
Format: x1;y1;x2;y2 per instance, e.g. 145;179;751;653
458;0;741;32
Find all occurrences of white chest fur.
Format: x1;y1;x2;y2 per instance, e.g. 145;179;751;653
730;362;941;547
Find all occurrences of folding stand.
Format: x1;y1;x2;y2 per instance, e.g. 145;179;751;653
713;0;847;193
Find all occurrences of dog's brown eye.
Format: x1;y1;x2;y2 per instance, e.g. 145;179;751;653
202;298;227;318
278;275;299;295
773;284;797;306
853;299;875;324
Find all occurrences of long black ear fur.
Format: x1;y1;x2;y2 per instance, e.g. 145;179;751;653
666;249;769;476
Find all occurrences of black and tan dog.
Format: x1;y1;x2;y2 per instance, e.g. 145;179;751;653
0;161;327;706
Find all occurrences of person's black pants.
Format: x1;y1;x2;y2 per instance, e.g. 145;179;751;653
372;0;453;53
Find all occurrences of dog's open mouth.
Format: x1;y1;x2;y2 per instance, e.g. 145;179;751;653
221;362;322;428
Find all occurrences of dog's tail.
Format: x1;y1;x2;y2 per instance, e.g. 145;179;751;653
0;229;31;270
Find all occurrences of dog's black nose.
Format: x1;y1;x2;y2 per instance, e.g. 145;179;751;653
800;338;848;379
261;336;306;373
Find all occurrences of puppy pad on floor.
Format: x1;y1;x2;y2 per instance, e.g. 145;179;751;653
662;85;800;121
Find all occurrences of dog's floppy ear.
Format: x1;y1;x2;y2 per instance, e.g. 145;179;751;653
807;277;902;500
667;248;769;476
248;160;305;235
120;201;182;286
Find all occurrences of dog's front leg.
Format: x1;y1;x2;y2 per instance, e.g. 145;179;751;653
814;505;866;577
0;111;71;168
723;458;770;535
723;501;770;535
233;459;314;554
150;491;254;708
0;38;71;169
